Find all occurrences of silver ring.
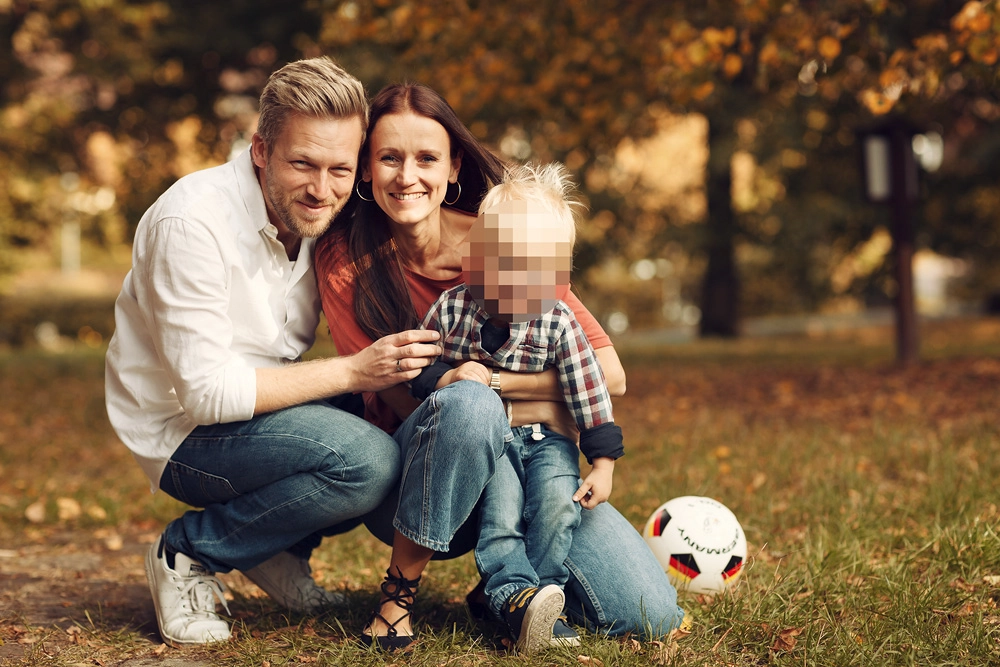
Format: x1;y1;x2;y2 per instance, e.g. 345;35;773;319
396;358;402;372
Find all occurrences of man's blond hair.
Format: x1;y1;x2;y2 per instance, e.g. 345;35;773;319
479;162;582;247
256;57;368;153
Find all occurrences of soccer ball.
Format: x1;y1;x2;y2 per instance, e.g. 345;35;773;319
643;496;747;594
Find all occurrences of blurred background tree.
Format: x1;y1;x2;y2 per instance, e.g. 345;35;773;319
1;0;998;340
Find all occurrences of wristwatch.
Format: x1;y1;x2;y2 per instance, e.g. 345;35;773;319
490;368;502;397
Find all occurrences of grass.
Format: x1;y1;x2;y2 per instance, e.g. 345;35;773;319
1;316;999;665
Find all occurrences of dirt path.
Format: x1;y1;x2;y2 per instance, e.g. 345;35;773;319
0;528;215;666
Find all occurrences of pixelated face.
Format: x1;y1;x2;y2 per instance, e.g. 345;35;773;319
463;200;573;323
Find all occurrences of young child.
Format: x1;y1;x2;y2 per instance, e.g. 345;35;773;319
410;162;624;653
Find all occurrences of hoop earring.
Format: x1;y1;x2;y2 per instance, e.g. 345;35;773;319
444;181;462;206
355;180;374;202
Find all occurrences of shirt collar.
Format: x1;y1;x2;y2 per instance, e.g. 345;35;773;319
233;147;272;234
233;147;317;268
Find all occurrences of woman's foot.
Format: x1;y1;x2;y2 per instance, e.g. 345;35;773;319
362;567;421;650
465;577;489;621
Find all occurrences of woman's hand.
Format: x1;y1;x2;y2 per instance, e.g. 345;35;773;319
436;360;491;389
573;457;615;509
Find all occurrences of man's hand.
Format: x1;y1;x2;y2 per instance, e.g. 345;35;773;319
436;360;492;389
348;329;442;392
254;329;441;415
573;457;615;510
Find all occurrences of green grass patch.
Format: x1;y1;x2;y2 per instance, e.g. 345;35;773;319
1;318;999;665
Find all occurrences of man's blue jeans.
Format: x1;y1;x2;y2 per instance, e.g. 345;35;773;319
476;424;581;617
159;398;399;574
363;381;685;639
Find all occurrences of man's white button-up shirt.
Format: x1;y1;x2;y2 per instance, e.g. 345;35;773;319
105;149;320;490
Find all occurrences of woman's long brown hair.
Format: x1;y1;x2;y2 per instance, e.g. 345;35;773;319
333;83;505;342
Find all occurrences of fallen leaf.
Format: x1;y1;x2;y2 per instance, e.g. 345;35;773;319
650;641;678;665
950;578;976;592
577;656;604;666
24;498;46;524
771;627;802;652
103;533;123;551
983;575;1000;586
712;445;732;459
152;643;167;656
57;497;82;521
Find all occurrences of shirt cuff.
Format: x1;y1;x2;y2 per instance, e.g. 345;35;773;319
410;361;452;400
579;422;624;463
222;365;257;422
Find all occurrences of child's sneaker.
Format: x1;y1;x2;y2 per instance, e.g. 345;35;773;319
550;616;581;647
145;536;231;647
500;585;564;654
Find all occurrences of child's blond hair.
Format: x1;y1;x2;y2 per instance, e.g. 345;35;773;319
479;162;583;247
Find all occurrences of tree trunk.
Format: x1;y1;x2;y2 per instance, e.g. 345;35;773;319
699;116;740;338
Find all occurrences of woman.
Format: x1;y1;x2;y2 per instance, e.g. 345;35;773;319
314;83;682;649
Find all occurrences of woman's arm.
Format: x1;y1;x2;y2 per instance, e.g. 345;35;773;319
595;345;626;397
496;343;625;401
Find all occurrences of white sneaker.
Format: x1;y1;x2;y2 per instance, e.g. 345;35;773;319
145;537;231;647
242;550;344;613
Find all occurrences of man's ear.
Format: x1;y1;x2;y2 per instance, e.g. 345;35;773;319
251;133;268;169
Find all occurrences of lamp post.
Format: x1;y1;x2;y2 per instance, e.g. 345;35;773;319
59;172;82;277
859;118;920;366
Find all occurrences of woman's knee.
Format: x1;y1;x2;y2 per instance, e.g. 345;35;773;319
430;381;510;456
435;381;502;419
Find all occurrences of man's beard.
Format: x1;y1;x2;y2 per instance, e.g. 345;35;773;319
264;162;342;239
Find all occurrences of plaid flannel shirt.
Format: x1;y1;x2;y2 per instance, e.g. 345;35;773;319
418;284;623;461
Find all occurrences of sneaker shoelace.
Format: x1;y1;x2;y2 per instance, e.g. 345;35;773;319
176;572;231;618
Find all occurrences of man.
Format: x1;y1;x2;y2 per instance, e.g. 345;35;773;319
105;57;441;647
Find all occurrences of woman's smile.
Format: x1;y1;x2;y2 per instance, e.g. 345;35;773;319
392;192;426;201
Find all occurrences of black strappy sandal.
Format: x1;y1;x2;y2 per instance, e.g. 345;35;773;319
465;577;489;622
362;567;421;650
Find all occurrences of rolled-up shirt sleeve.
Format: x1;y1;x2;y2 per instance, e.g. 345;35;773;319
136;217;256;425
